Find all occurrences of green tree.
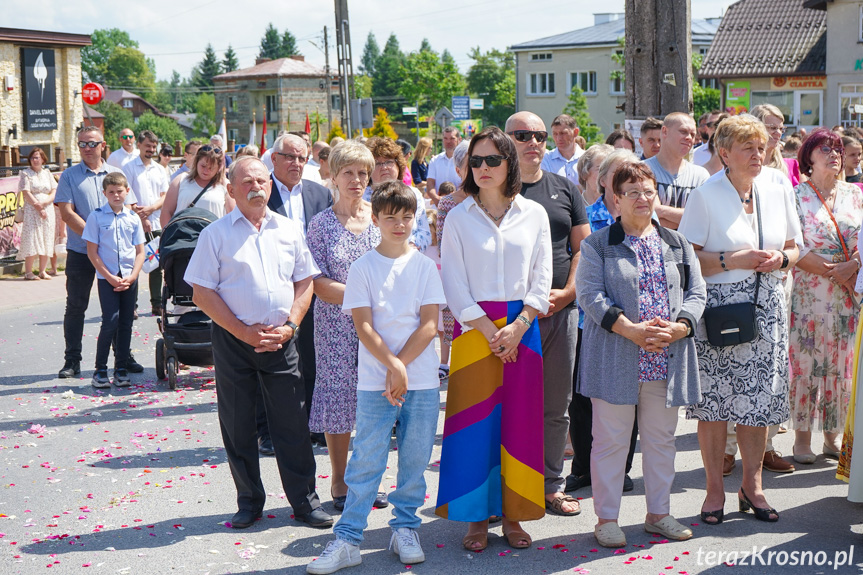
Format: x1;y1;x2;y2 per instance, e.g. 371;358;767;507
280;30;301;58
81;28;139;83
259;23;282;59
135;111;186;144
192;93;217;136
398;47;466;116
563;86;604;145
364;108;399;139
419;38;434;53
195;44;222;88
693;85;721;119
359;32;380;76
372;34;406;115
150;80;174;113
466;47;516;127
326;119;346;142
94;101;134;150
354;75;372;99
103;46;156;95
223;45;239;73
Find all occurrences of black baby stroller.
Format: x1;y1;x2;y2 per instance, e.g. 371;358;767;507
155;197;219;389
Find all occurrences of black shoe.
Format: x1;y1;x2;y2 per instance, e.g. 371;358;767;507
738;488;778;522
310;433;327;447
373;491;389;509
125;354;144;373
564;473;591;492
58;361;80;379
332;494;347;511
622;474;634;492
230;509;262;529
295;507;334;528
113;368;131;387
91;370;110;389
258;437;275;456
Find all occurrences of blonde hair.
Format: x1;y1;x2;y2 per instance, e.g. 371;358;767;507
597;149;639;197
329;140;375;178
750;104;788;175
414;137;432;163
426;208;438;245
714;115;769;163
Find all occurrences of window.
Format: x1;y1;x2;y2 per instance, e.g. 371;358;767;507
751;91;794;124
610;76;625;96
122;99;133;108
530;52;553;62
610;49;625;95
265;94;279;122
569;71;597;95
228;96;237;113
860;6;863;42
699;78;719;90
527;72;555;96
228;129;238;142
840;84;863;128
331;94;341;110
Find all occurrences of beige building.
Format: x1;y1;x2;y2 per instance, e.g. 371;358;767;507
0;28;90;165
815;0;863;129
509;14;718;135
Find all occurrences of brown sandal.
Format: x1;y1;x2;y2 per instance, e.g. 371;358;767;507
546;494;581;516
502;525;532;549
462;531;488;552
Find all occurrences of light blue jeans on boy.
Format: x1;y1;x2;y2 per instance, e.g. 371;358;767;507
334;388;440;546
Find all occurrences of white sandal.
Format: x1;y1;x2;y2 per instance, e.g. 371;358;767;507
644;516;692;541
594;522;626;547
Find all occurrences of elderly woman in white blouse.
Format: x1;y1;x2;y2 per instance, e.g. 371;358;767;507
435;126;552;552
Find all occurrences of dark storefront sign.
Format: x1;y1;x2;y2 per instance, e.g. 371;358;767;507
21;48;58;131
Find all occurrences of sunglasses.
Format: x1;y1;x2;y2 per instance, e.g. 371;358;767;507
468;155;508;168
160;149;173;156
78;141;103;148
819;145;843;156
508;130;548;143
121;135;134;140
199;145;223;154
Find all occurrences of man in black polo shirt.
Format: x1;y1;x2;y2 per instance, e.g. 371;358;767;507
506;111;591;517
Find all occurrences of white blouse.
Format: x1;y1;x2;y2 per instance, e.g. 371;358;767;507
678;171;802;284
440;194;552;327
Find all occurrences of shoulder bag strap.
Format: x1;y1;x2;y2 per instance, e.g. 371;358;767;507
188;179;215;209
752;182;763;306
807;181;851;261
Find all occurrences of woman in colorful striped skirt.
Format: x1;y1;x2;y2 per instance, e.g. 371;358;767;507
436;126;552;552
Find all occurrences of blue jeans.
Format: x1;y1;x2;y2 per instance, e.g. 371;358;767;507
334;388;440;546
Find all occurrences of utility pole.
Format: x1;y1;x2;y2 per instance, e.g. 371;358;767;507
625;0;692;119
324;26;333;129
334;0;355;136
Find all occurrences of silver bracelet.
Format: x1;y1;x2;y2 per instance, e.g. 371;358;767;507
516;313;531;328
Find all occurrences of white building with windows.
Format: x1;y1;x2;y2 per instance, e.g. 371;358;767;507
509;13;719;135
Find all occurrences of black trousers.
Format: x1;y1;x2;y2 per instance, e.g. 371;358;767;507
569;327;638;477
64;251;123;366
212;323;320;515
256;299;317;439
95;279;137;370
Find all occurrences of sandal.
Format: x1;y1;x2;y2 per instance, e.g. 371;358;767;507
502;524;532;549
462;521;488;552
438;365;450;381
545;493;581;516
644;516;693;540
24;273;39;280
39;272;51;280
594;522;626;548
738;488;778;522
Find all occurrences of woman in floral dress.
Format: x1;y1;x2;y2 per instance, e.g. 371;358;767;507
789;128;863;464
307;141;382;510
17;148;56;280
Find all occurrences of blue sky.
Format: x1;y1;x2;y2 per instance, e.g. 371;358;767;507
6;0;734;81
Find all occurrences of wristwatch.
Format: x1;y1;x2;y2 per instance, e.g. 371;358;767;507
679;318;693;337
285;320;300;341
779;250;789;270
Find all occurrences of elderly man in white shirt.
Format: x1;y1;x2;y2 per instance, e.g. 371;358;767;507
540;114;585;185
185;156;334;531
123;130;169;315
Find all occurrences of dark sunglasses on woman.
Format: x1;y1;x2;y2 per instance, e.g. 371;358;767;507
468;155;508;168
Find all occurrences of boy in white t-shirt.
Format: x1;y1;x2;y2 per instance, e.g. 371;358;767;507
308;181;446;574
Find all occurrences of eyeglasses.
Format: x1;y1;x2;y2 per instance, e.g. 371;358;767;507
508;130;548;143
121;135;134;140
274;152;307;164
764;124;786;134
468;155;508;168
375;159;397;169
78;141;103;148
618;189;658;200
199;145;223;154
160;149;173;156
818;145;843;156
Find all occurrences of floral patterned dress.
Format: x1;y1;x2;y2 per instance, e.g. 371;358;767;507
629;230;671;381
17;168;56;258
436;193;463;344
307;208;381;434
789;181;863;433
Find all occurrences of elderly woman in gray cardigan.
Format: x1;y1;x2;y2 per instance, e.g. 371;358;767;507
576;162;706;549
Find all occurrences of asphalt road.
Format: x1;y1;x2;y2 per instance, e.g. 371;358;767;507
1;277;862;574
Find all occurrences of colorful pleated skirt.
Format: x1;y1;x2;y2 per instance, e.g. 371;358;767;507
435;301;545;522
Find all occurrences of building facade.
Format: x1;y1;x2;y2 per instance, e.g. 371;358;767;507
818;0;863;129
214;56;340;148
509;14;718;135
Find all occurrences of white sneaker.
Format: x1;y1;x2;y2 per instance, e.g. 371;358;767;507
307;539;361;574
390;527;425;564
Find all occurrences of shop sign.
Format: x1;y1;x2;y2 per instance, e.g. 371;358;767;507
726;81;751;114
771;76;826;89
0;176;23;258
20;48;58;131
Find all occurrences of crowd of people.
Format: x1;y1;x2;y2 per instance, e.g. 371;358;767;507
37;104;863;573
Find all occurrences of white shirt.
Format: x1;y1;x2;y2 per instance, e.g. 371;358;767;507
427;151;462;190
342;249;447;391
261;148;274;172
307;158;320;168
540;145;585;185
107;147;139;169
692;143;711;167
441;194;552;327
302;164;324;184
184;208;320;326
275;177;306;229
678;171;802;284
123;157;169;231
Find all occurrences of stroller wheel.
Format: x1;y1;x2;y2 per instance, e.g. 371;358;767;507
167;356;178;390
155;339;166;381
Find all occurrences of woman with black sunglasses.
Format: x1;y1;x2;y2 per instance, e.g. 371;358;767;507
435;126;552;552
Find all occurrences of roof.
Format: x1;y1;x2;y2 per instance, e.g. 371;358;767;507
83;106;105;119
509;17;718;51
214;57;327;81
103;90;168;117
0;27;91;47
699;0;827;79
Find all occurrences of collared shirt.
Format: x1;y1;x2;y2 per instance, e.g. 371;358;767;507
55;160;127;254
540;145;585;185
275;177;306;228
106;147;139;169
123;157;169;230
427;151;462;190
362;185;431;251
184;208;320;326
307;158;320;168
81;205;145;280
171;164;190;181
440;194;552;327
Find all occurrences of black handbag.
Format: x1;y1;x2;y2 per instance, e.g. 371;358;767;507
702;182;763;347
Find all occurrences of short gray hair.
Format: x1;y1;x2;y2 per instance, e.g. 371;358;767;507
328;140;375;179
275;133;309;155
452;141;470;172
597;149;639;197
209;134;224;146
228;156;267;183
577;144;614;187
